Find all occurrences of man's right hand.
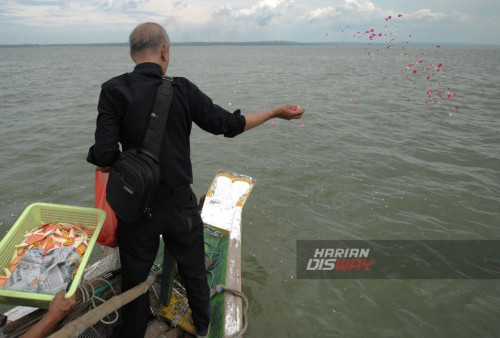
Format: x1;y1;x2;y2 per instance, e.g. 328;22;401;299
47;290;77;322
20;291;76;338
272;104;305;120
243;104;305;131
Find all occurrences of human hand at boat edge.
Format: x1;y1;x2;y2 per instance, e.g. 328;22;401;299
19;291;77;338
272;104;305;120
47;290;76;322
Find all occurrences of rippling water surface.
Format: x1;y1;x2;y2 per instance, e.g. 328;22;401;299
1;45;499;337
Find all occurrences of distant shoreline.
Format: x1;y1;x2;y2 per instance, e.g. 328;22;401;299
1;41;498;48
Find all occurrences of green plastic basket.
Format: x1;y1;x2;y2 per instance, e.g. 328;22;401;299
0;203;106;308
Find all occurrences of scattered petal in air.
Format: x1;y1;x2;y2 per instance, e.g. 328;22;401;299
456;106;460;110
299;122;304;127
350;98;355;103
413;70;418;75
398;14;403;17
418;59;424;64
447;92;457;99
436;45;441;48
272;122;276;127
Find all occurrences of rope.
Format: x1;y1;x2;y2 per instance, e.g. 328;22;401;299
50;274;158;338
92;278;119;325
74;277;120;326
209;284;248;338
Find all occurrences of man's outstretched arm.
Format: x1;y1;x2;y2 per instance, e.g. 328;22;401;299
243;104;305;131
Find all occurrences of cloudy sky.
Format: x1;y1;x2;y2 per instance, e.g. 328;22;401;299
0;0;499;45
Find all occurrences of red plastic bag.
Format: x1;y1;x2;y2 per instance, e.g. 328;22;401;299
94;169;118;247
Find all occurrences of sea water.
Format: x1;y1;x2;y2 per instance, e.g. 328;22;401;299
0;45;499;337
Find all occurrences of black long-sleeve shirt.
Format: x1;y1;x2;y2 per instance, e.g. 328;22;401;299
87;62;246;188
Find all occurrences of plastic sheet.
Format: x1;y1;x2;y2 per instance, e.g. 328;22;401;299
94;170;118;247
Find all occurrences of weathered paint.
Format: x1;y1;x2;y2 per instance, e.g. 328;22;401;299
201;172;254;337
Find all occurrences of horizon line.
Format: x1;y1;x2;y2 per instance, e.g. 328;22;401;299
1;40;499;48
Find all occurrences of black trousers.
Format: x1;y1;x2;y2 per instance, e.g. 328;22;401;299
116;185;210;337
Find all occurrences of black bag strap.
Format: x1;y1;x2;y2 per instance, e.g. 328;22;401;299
141;75;174;161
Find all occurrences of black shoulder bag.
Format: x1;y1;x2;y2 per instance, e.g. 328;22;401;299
106;76;174;223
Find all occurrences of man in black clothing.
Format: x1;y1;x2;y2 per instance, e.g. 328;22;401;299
87;22;304;337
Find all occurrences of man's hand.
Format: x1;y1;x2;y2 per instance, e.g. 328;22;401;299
46;290;77;322
20;291;76;338
272;104;305;120
244;104;305;131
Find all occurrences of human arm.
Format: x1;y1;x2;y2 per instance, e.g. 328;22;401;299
20;291;76;338
187;78;304;135
87;85;122;167
243;104;305;131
